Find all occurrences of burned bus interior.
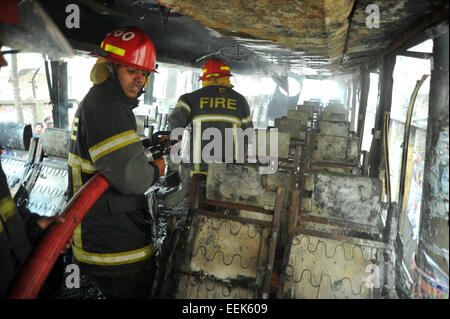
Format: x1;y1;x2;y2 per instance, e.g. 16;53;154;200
0;0;448;299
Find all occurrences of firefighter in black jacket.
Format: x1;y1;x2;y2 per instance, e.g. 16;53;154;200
0;0;71;298
168;58;253;175
0;159;50;297
67;26;165;299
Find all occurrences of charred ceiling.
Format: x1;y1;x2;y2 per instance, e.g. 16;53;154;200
156;0;448;72
40;0;448;78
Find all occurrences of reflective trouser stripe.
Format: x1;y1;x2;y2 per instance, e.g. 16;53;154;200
72;243;154;266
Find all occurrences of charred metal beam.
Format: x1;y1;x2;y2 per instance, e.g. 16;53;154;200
262;187;285;299
299;229;387;250
339;0;357;72
390;13;449;55
349;75;358;132
415;31;449;298
200;199;273;215
397;51;433;59
369;54;395;179
193;208;271;227
50;61;70;130
298;214;381;235
357;69;370;152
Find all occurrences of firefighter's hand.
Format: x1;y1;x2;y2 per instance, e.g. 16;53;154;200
37;215;73;250
154;158;166;177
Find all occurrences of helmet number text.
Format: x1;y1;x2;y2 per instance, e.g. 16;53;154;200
112;30;136;42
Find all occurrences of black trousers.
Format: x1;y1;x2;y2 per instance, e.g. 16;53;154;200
89;266;155;299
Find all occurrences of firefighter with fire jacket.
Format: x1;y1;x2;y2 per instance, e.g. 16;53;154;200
67;27;166;299
168;57;253;176
0;0;71;298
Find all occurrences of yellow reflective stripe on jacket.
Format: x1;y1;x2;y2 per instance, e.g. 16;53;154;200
175;100;191;114
68;153;97;174
68;153;95;194
89;130;140;163
190;170;208;177
0;196;16;223
241;115;252;124
71;166;82;195
192;114;242;126
73;224;83;249
72;243;154;266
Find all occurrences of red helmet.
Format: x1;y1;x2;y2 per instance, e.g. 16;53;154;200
91;26;157;73
199;58;232;81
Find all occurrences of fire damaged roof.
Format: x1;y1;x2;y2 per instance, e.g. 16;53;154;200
41;0;448;76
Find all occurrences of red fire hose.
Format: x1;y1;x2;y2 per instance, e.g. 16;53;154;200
7;172;110;299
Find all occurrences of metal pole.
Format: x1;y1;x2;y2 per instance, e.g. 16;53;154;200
357;69;370;151
369;55;395;178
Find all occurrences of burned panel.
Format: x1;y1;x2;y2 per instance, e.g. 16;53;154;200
41;128;70;159
287;110;310;126
187;215;269;280
206;163;278;210
283;234;382;299
322;112;347;121
319;120;350;137
300;102;322;115
252;130;290;160
0;122;35;194
308;171;382;227
311;135;359;164
27;129;70;216
274;118;304;140
324;103;347;115
0;122;32;151
27;159;68;216
0;150;30;192
175;214;269;299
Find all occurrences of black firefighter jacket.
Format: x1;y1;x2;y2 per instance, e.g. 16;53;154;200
68;76;159;277
168;85;253;173
0;159;43;297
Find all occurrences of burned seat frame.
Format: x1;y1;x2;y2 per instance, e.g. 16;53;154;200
155;173;286;299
